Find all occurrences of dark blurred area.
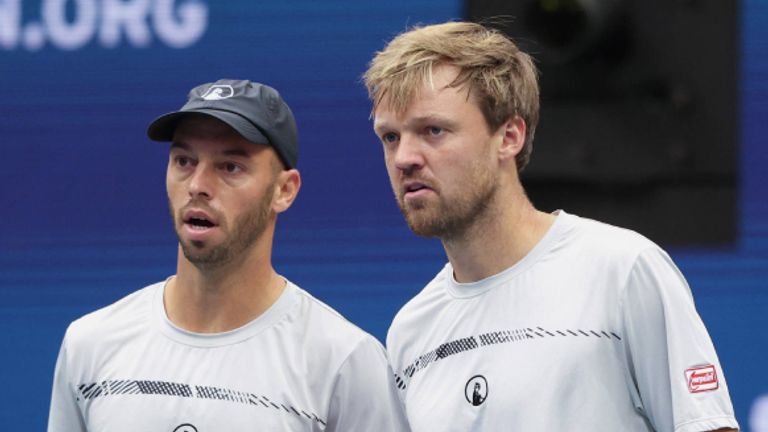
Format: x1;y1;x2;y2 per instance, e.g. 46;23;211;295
467;0;739;246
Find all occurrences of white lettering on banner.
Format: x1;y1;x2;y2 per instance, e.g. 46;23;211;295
153;0;207;48
0;0;208;51
100;0;151;48
44;0;97;50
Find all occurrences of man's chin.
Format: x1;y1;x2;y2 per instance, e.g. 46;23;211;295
179;240;227;267
404;214;443;238
178;236;208;254
402;206;473;239
189;239;206;248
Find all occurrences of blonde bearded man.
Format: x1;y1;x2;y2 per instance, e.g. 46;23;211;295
364;22;739;432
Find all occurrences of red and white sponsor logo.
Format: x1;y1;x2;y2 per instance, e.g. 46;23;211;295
685;365;719;393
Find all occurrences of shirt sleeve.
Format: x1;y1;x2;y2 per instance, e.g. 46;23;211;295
324;335;411;431
48;332;87;432
620;247;739;432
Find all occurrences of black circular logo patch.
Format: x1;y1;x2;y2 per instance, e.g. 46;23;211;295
173;424;198;432
465;375;488;406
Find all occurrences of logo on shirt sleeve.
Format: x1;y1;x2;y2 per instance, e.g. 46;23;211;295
685;365;719;393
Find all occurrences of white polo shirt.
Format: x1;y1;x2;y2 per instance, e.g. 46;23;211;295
49;279;409;431
387;211;738;432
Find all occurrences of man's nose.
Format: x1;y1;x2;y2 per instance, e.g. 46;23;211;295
393;134;425;174
188;163;215;199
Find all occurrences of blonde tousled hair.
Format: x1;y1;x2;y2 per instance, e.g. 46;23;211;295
363;21;540;171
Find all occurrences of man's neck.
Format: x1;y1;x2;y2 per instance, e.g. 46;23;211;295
164;246;285;333
442;186;556;284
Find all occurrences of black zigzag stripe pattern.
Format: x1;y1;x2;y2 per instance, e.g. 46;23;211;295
394;326;622;391
77;379;326;426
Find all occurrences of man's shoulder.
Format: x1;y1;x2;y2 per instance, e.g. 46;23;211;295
563;211;660;259
291;283;382;349
64;282;161;348
554;212;678;294
386;265;451;345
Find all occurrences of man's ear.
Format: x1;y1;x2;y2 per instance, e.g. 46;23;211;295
272;169;301;214
497;116;527;163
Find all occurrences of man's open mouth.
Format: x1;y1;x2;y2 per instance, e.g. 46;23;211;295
187;217;214;228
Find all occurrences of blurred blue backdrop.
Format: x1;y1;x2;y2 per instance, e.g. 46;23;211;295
0;0;765;430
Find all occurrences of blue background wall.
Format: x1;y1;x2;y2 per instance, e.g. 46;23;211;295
0;0;765;429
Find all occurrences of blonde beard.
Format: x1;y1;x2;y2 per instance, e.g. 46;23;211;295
398;170;499;241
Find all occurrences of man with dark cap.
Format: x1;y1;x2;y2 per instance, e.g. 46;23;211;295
47;79;409;431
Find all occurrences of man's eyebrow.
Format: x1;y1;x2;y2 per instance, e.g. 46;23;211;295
373;120;390;134
222;148;251;158
170;141;189;150
374;114;459;132
411;114;459;128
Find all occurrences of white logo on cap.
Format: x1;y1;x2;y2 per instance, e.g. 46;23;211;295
201;85;234;101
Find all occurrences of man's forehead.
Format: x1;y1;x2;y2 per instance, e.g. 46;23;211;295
374;111;452;130
373;89;442;124
384;67;473;106
373;88;475;130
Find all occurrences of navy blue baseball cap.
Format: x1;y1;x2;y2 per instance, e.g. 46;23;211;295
147;79;299;169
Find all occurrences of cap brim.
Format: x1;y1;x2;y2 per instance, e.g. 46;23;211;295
146;109;269;145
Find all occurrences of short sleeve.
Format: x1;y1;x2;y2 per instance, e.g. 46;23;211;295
325;336;410;431
621;247;739;432
48;331;87;432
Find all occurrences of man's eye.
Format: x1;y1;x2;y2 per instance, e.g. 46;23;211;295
427;126;443;136
223;162;241;173
382;133;398;144
175;156;192;167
